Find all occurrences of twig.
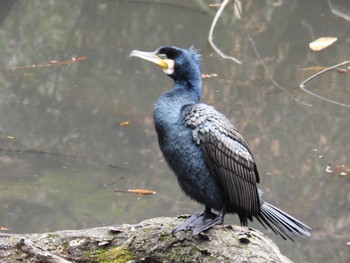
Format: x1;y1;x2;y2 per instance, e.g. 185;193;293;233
89;175;124;193
208;0;242;64
232;1;312;107
299;60;350;108
8;57;86;70
247;34;312;107
125;0;208;13
208;1;311;106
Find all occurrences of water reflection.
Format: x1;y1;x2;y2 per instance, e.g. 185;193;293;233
0;1;349;262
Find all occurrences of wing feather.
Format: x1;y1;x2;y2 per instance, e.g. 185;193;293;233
184;103;260;219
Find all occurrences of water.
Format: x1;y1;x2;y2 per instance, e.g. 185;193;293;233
0;1;349;262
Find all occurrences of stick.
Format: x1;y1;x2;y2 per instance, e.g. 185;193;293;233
208;0;242;64
299;60;350;108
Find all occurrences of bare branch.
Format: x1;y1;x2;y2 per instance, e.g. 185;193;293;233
299;60;350;108
247;35;312;107
208;0;242;64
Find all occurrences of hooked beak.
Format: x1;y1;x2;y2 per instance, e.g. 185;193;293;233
130;50;169;70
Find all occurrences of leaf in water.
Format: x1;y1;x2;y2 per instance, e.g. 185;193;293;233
5;136;15;140
114;188;157;195
9;56;87;70
128;189;157;195
309;37;337;51
0;227;9;231
118;121;130;127
208;3;221;8
336;68;350;73
201;73;218;78
299;66;327;71
325;164;350;176
23;73;34;76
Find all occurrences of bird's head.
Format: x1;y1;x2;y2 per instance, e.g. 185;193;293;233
130;46;201;83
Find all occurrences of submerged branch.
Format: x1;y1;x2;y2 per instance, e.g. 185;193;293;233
247;35;312;107
208;1;312;107
299;60;350;108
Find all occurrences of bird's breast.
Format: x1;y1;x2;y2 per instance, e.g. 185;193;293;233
153;98;225;209
153;98;202;178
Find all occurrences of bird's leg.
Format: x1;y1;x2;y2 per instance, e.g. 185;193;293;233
191;206;225;235
172;206;225;235
172;207;215;234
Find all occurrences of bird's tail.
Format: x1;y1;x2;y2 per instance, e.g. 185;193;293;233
256;201;311;241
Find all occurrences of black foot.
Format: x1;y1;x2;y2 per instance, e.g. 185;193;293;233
172;209;224;235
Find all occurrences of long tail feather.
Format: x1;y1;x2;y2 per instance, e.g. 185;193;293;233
256;201;311;241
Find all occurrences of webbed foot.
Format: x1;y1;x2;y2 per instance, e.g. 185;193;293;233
172;208;224;235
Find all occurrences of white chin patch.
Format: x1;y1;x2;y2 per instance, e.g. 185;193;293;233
163;59;175;75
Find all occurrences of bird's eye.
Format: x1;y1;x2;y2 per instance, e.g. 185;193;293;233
158;54;167;60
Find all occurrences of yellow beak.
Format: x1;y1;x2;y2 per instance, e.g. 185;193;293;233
130;50;168;70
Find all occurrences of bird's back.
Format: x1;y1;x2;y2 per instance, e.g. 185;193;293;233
183;103;261;224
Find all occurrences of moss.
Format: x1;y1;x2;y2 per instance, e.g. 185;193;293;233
62;240;70;250
141;227;153;233
158;232;171;242
93;246;133;263
45;233;60;239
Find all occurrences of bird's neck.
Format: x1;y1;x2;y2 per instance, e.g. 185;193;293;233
173;77;202;103
174;67;202;99
153;77;202;131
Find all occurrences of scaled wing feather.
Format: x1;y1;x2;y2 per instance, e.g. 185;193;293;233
184;104;260;218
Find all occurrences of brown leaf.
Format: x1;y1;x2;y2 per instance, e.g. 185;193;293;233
114;188;157;195
299;66;327;71
128;189;157;195
336;68;350;73
9;56;87;70
325;164;350;176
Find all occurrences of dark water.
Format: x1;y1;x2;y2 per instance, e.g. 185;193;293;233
0;0;349;262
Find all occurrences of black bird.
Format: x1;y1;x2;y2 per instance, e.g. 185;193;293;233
130;46;311;240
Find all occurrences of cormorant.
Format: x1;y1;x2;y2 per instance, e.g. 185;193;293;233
130;46;311;240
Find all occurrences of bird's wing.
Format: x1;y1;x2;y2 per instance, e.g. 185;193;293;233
183;103;260;218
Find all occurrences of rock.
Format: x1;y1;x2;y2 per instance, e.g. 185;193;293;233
0;216;293;263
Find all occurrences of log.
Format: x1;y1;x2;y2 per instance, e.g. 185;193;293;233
0;216;293;263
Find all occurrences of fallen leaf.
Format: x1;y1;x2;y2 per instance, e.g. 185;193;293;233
336;68;350;73
208;3;221;8
114;189;157;195
299;66;327;71
309;37;337;51
128;189;157;195
0;227;9;231
118;121;130;127
9;56;87;70
325;164;350;176
202;73;218;78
